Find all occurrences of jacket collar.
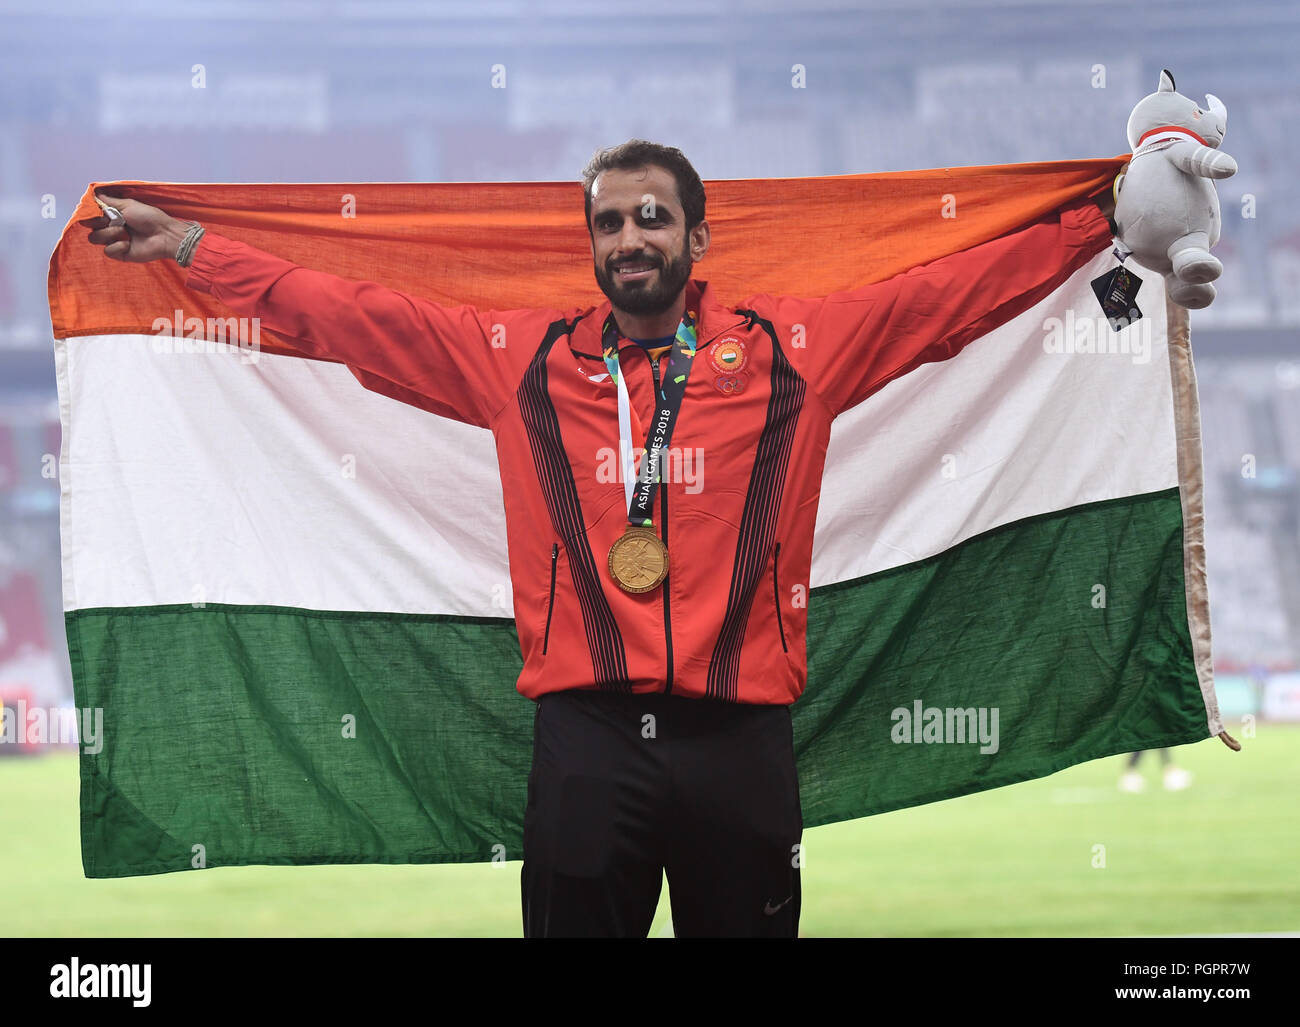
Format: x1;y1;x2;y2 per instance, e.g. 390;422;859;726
570;279;748;357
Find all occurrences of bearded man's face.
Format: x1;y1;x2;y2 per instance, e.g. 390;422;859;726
588;164;701;315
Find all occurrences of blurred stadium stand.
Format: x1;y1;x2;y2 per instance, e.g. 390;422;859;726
0;0;1295;727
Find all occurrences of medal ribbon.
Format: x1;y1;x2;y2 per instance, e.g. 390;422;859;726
600;312;699;526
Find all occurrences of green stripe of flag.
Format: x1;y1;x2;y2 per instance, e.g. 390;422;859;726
796;486;1204;828
67;488;1202;878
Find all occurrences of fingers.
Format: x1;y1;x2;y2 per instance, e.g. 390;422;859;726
80;206;116;229
81;192;129;229
86;193;135;259
87;224;129;246
88;224;132;260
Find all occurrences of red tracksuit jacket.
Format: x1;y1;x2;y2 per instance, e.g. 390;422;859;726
184;197;1112;704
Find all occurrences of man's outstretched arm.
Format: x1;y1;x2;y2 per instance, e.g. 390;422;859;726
86;193;553;428
739;193;1116;417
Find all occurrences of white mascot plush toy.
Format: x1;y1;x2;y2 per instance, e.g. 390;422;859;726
1113;68;1238;309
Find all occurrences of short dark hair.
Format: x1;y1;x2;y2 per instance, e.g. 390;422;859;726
582;140;706;233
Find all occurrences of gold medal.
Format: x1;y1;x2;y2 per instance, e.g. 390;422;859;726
608;524;669;593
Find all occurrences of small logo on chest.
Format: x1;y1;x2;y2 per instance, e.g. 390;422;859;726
709;336;747;374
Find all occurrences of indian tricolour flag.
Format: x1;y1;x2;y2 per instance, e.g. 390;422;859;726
49;161;1225;878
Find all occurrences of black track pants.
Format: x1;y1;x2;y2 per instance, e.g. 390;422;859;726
521;688;803;938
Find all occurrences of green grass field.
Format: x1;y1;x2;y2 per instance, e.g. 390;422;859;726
3;719;1296;937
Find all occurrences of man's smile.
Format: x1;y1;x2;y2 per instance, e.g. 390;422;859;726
614;260;658;281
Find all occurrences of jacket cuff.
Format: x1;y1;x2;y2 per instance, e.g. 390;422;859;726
1061;196;1116;251
183;230;243;295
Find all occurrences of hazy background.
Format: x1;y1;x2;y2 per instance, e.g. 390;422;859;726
0;0;1296;936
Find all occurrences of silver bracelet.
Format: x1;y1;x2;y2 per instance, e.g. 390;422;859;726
175;222;206;268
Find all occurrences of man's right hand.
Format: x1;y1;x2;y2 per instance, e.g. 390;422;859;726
82;194;193;264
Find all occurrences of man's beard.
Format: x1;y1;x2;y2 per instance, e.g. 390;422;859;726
593;241;693;316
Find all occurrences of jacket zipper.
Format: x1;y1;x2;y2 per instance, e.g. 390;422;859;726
773;541;788;653
650;354;675;695
543;542;558;655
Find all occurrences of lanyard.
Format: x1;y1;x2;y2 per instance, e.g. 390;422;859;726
600;312;699;526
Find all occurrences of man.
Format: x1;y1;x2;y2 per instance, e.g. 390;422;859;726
86;140;1117;937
